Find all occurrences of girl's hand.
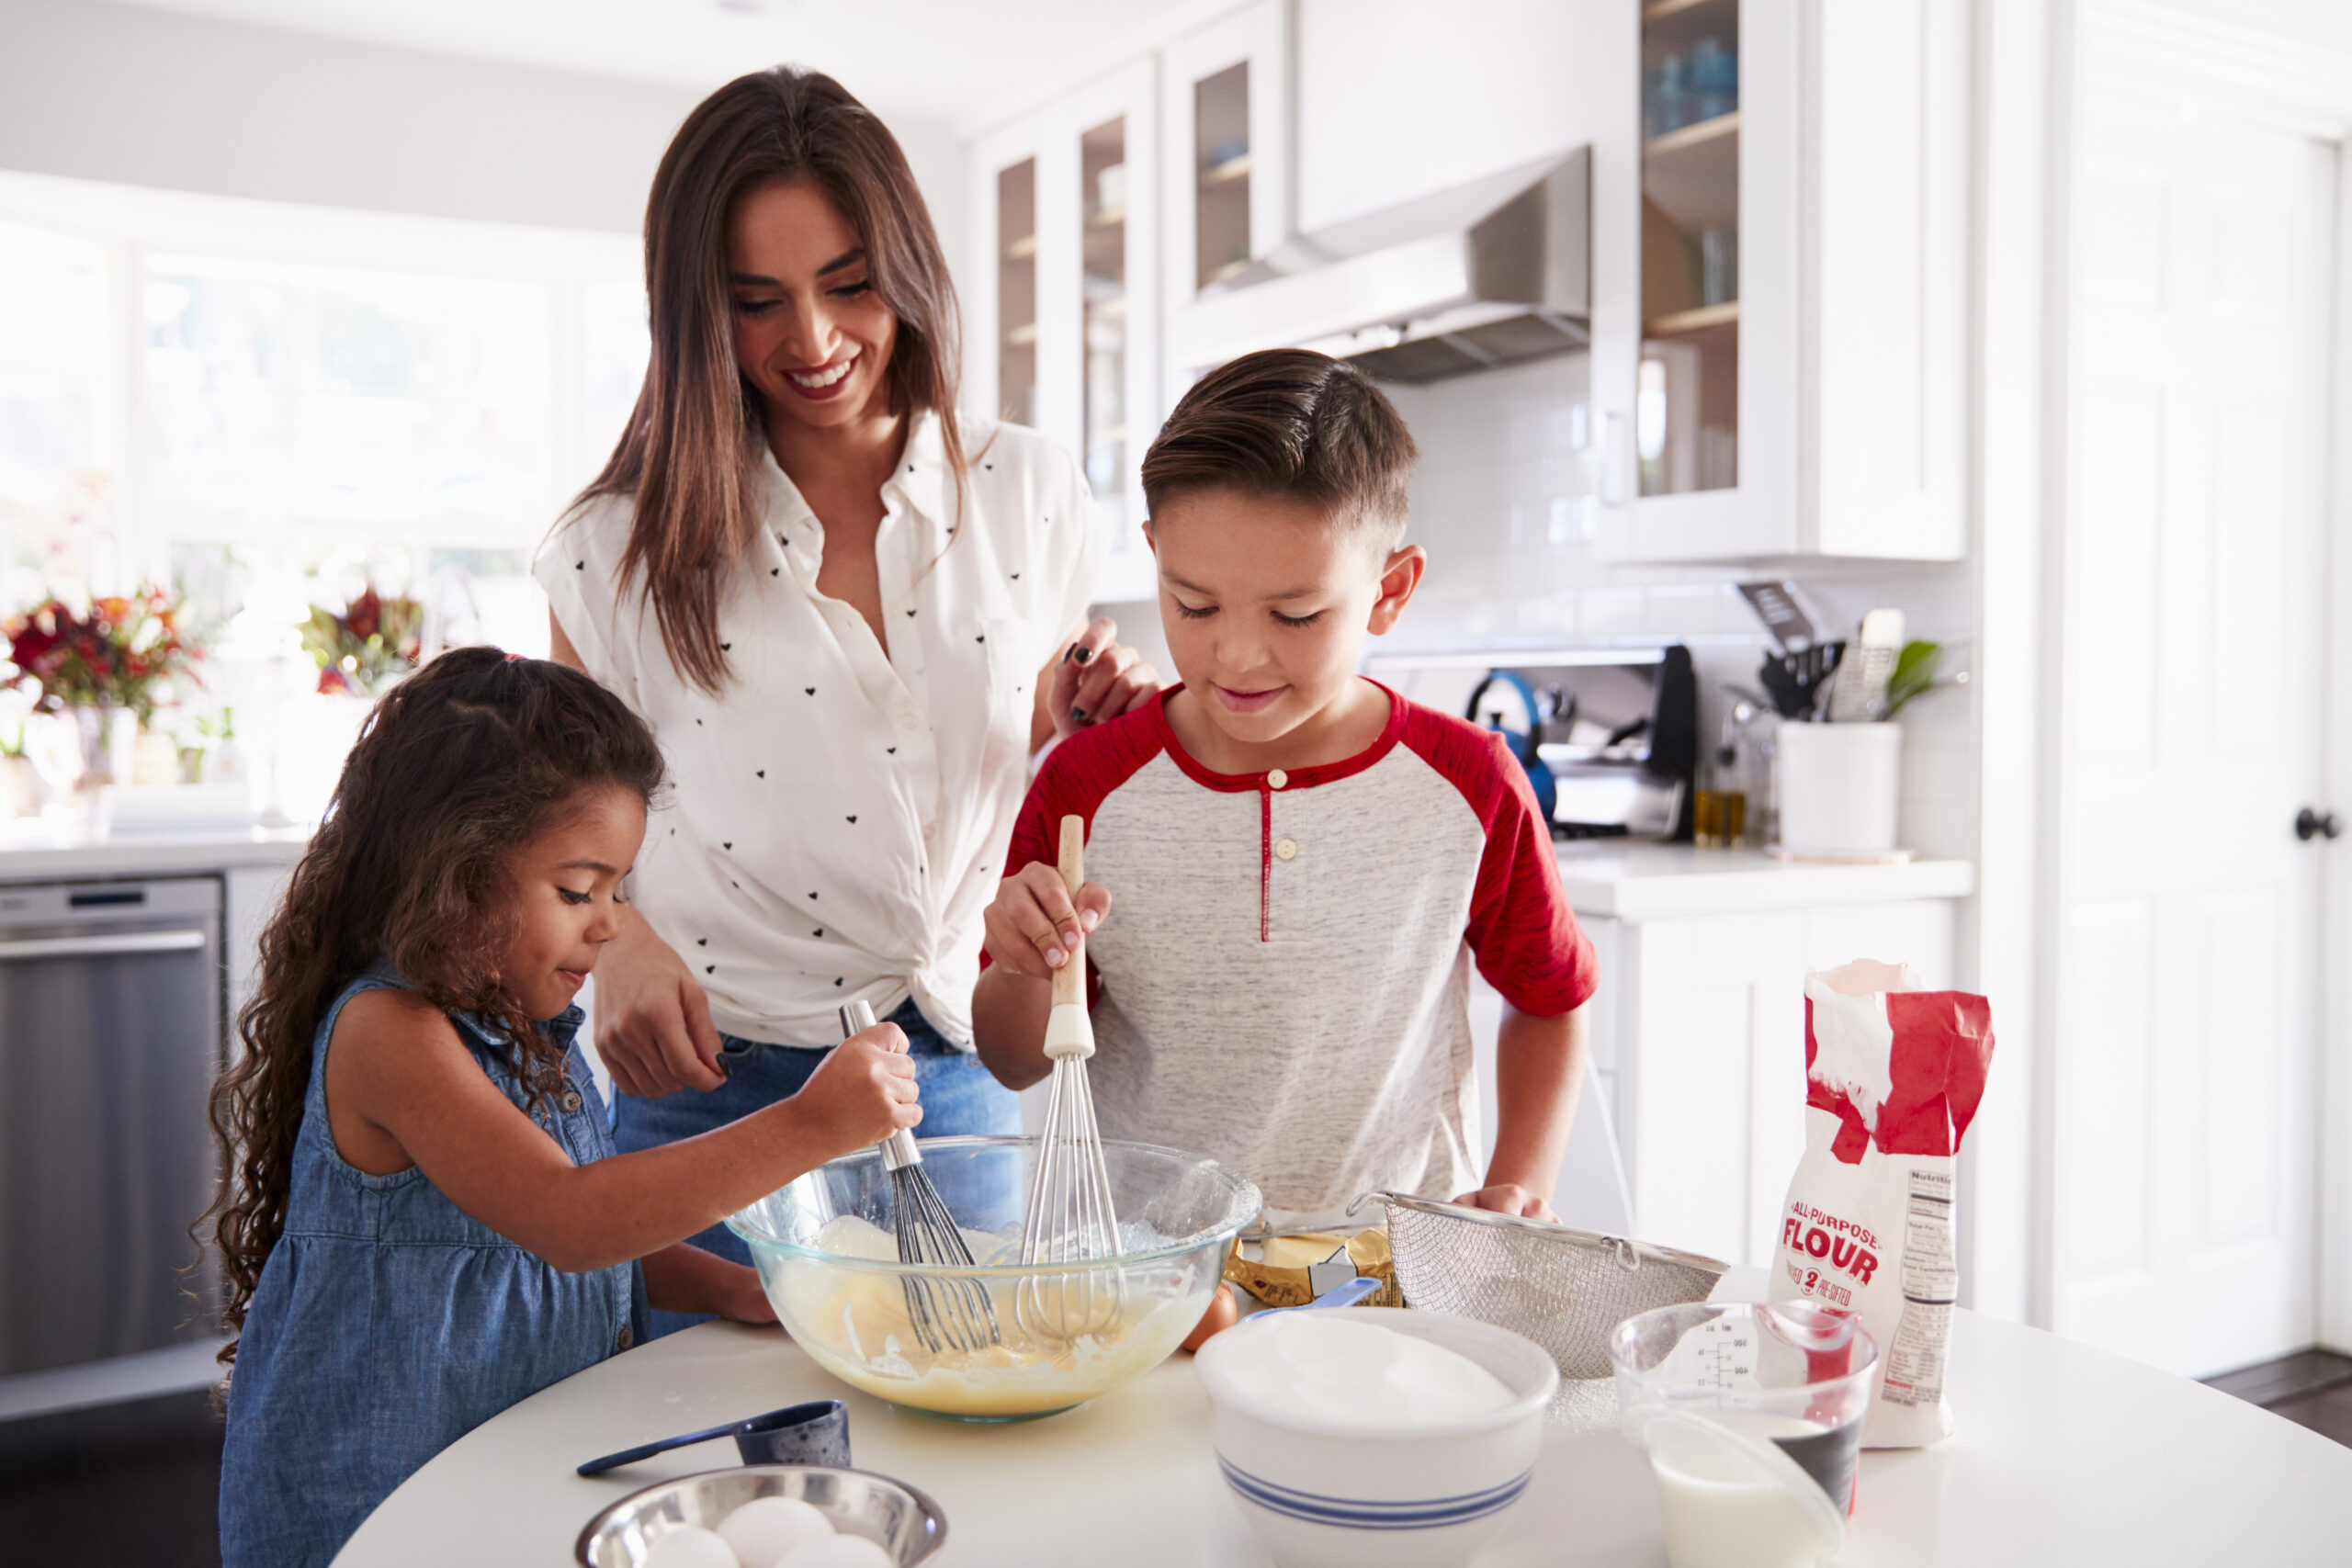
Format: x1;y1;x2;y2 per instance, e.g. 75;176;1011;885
1045;617;1159;739
591;911;726;1098
982;861;1111;980
788;1021;920;1156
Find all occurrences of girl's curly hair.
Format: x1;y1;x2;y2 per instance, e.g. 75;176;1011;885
202;647;663;1365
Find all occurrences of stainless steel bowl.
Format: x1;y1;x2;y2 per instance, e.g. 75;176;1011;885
574;1465;946;1567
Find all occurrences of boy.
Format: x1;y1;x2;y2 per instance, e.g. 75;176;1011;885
972;348;1594;1228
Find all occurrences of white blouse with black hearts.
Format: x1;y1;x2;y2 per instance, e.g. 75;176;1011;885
536;412;1102;1049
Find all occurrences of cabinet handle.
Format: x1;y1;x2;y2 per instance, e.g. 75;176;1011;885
2297;807;2342;842
0;930;209;962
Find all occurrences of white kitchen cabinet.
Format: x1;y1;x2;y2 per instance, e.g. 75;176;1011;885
1610;897;1958;1266
1605;0;1968;563
1292;0;1623;236
968;61;1161;602
1158;1;1291;330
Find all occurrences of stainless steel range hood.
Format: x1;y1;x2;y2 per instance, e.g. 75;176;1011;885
1166;150;1589;385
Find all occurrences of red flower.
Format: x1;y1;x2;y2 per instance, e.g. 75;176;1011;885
346;587;382;641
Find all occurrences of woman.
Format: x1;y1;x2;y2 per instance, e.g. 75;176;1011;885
536;68;1155;1325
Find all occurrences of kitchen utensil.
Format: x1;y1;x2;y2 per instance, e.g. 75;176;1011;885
1193;1305;1558;1568
1758;640;1845;721
1015;815;1125;1348
1371;1191;1725;1427
728;1135;1259;1420
574;1464;944;1568
1610;1301;1879;1568
1264;1275;1384;1314
1825;607;1905;721
838;999;1001;1356
575;1400;850;1477
1737;581;1817;652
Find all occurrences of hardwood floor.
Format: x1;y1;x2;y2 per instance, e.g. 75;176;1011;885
2204;1348;2352;1448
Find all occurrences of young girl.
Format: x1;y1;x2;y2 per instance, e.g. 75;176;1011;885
206;648;920;1567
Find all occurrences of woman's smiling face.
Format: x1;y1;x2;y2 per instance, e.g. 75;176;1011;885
727;175;899;433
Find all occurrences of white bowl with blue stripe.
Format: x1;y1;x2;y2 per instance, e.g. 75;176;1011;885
1193;1306;1559;1567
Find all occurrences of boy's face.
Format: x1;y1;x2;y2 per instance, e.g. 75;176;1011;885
1146;488;1423;754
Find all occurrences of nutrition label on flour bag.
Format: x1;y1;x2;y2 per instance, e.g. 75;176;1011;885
1883;1169;1955;1408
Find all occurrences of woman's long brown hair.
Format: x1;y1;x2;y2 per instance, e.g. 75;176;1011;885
202;649;665;1367
571;66;969;694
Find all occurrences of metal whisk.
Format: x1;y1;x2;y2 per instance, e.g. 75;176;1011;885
840;999;1000;1355
1015;815;1126;1347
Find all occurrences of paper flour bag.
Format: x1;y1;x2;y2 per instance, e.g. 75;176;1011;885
1770;959;1994;1448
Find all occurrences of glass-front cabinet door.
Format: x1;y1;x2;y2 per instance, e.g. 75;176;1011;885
1638;0;1741;501
1159;0;1291;403
970;61;1160;600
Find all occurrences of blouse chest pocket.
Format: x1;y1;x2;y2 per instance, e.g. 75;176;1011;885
983;615;1041;730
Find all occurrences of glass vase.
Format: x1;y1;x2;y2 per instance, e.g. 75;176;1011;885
74;704;138;791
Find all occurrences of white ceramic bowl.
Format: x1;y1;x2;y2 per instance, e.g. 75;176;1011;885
1192;1306;1560;1568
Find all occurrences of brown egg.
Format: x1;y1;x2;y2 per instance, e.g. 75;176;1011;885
1181;1283;1240;1352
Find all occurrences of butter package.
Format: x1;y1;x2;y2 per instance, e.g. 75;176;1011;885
1769;960;1994;1448
1225;1227;1402;1309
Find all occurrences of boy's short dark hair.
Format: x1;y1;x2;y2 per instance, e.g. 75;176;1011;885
1140;348;1417;547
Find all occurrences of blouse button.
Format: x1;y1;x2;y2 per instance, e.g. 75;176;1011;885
1267;769;1288;790
616;1325;635;1351
1274;837;1298;863
560;1089;583;1113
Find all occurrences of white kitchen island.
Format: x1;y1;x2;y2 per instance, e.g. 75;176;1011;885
334;1304;2348;1566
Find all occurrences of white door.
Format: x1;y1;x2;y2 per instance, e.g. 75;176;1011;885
2051;54;2336;1377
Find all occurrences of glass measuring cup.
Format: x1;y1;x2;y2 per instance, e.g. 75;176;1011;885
1609;1301;1878;1568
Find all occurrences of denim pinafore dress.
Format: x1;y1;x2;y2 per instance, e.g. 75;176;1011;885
219;960;647;1568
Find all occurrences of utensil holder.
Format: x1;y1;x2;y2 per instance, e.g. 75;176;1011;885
1775;722;1902;855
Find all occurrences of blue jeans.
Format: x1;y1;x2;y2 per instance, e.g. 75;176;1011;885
614;999;1019;1337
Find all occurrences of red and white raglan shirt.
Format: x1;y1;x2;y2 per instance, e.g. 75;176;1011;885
997;682;1598;1224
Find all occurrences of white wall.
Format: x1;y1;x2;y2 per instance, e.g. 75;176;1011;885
1375;353;1979;862
0;0;967;292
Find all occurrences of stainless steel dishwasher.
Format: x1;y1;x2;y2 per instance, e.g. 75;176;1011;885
0;876;224;1375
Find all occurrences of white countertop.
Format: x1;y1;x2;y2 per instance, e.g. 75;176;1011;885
336;1305;2349;1567
1555;842;1974;919
0;818;309;882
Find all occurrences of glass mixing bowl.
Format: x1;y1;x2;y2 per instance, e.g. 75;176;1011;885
728;1135;1260;1422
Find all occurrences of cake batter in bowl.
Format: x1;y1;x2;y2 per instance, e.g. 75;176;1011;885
728;1135;1260;1420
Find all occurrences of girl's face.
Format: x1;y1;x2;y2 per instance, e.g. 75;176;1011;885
728;175;899;435
496;786;646;1021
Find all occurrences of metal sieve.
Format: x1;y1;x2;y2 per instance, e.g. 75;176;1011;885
1369;1192;1728;1426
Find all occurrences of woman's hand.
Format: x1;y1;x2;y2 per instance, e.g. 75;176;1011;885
981;860;1111;980
590;908;727;1098
786;1021;919;1156
1040;616;1159;744
715;1262;779;1325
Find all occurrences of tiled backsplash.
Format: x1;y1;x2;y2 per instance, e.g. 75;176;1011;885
1096;350;1978;861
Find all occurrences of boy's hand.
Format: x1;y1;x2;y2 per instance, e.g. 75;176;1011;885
1454;1182;1558;1223
789;1022;920;1154
983;861;1112;979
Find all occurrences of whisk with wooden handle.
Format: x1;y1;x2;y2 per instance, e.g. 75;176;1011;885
839;999;1001;1355
1014;815;1126;1347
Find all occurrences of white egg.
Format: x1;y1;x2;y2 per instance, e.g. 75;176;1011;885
640;1524;741;1568
776;1533;896;1568
717;1495;836;1567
